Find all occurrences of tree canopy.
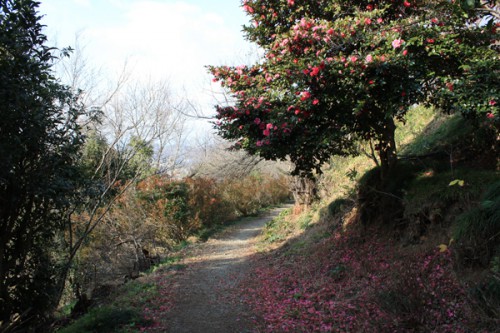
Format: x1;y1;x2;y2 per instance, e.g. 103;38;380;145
209;0;498;178
0;0;92;326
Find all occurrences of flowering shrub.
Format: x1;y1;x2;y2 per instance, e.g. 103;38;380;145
209;0;498;178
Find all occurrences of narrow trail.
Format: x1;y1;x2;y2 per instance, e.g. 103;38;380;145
158;206;290;333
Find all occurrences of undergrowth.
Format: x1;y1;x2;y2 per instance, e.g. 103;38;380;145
248;107;499;332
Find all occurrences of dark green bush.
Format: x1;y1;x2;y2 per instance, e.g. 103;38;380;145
454;181;500;266
57;306;148;333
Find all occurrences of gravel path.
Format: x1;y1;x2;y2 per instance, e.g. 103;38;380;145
161;206;290;333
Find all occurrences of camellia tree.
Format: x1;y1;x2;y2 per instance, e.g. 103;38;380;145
209;0;498;180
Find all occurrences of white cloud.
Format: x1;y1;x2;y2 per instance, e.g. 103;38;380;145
85;1;252;88
73;0;92;7
40;0;254;132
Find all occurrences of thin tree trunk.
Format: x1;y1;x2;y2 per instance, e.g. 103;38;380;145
378;117;397;182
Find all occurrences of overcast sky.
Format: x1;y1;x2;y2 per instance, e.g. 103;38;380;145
39;0;255;121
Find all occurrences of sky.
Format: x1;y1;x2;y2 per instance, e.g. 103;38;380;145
39;0;255;122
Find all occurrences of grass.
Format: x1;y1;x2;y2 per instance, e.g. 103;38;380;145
57;306;149;333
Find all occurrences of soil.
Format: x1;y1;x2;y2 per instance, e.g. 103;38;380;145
154;206;290;333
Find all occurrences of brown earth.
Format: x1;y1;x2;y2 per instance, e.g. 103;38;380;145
152;206;290;333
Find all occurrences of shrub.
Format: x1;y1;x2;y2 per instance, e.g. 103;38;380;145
454;181;500;267
57;306;148;333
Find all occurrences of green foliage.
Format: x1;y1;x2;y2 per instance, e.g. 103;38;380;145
263;208;293;243
469;272;500;320
0;0;94;327
401;114;472;156
57;306;148;333
327;198;351;217
454;181;500;266
122;136;155;180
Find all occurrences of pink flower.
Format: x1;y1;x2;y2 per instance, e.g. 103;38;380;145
266;123;273;130
310;67;320;77
365;54;373;63
404;1;411;7
350;56;358;63
426;38;435;44
287;0;294;5
392;38;404;49
366;4;374;10
486;113;495;119
364;18;372;25
243;4;254;13
489;99;497;106
254;118;261;125
403;49;408;56
300;91;311;101
256;140;263;147
327;28;334;35
312;99;319;105
263;129;270;136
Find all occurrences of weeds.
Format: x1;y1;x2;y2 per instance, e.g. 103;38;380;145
57;306;149;333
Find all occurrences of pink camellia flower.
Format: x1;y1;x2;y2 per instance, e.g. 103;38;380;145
256;140;263;147
243;4;254;13
377;17;383;24
327;28;334;35
366;4;374;10
365;54;373;63
350;55;358;63
489;99;497;106
263;129;270;136
254;117;261;125
404;1;411;7
266;123;273;130
364;18;372;25
287;0;294;5
486;113;495;119
300;91;311;101
426;38;435;44
312;99;319;105
310;66;320;77
392;38;404;48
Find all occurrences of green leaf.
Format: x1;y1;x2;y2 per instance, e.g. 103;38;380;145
449;179;465;187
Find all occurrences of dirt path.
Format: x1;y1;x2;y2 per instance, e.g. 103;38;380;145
158;206;290;333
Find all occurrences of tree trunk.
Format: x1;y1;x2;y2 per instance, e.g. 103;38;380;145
378;117;398;182
291;176;317;214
